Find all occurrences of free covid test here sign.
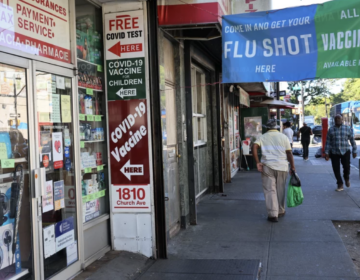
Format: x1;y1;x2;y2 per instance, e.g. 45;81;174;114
105;10;146;101
0;0;71;63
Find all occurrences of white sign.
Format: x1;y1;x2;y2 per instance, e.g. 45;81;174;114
51;94;61;123
0;0;71;63
120;160;144;181
43;224;56;259
112;184;151;213
52;132;63;164
66;241;78;266
42;180;54;213
82;198;100;223
56;76;65;90
105;10;145;60
116;88;137;99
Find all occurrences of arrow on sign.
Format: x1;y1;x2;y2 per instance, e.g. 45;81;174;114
120;160;144;181
108;41;143;57
116;88;137;99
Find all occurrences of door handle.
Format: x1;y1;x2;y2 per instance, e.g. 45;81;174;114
176;154;181;158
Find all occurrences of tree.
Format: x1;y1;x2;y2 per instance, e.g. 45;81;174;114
287;79;334;105
342;79;360;101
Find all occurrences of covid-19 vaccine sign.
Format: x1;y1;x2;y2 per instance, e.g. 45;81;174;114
105;10;150;213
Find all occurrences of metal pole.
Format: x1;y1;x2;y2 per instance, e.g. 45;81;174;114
276;82;280;120
300;83;305;125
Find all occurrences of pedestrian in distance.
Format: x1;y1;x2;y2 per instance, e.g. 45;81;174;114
325;114;357;192
298;122;313;161
253;120;296;223
283;121;294;149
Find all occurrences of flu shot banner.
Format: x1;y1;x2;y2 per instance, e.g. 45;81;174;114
222;0;360;82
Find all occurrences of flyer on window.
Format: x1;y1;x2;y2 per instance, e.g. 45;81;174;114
54;180;65;211
51;94;61;123
43;224;56;259
40;131;53;168
42;180;54;213
52;132;63;169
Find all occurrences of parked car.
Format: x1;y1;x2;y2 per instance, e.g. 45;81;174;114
311;125;322;136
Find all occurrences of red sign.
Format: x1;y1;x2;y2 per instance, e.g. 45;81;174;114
0;0;71;63
158;0;228;26
108;99;149;184
108;41;143;57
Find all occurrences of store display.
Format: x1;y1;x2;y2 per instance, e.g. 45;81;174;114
40;131;52;168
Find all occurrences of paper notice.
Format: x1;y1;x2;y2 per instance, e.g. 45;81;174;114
56;76;65;90
42;180;54;213
66;241;78;266
61;95;72;123
54;180;65;211
39;112;51;123
0;143;8;159
43;225;56;259
51;94;61;123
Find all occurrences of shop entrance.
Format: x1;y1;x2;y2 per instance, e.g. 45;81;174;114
0;53;81;280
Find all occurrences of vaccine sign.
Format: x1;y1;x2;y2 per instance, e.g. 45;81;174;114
105;10;146;100
222;1;360;82
0;0;71;63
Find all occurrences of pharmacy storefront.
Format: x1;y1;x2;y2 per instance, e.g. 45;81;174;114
0;0;149;279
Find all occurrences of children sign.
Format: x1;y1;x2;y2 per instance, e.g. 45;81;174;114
222;0;360;82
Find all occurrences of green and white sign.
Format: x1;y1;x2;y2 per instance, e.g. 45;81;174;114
107;58;146;100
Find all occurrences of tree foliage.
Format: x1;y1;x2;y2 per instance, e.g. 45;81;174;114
287;79;333;105
342;79;360;101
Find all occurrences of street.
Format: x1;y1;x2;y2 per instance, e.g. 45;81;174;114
294;137;360;169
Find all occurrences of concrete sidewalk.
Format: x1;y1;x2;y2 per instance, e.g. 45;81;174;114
166;150;360;279
75;147;360;280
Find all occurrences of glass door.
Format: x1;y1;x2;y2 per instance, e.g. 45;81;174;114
33;62;81;280
0;58;33;280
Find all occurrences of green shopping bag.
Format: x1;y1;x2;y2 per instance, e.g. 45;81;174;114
287;172;304;208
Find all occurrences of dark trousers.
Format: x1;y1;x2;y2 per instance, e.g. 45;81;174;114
330;151;351;186
301;140;310;159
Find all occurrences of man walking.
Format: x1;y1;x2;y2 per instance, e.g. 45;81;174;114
298;122;313;161
325;114;357;191
253;120;296;222
283;121;294;148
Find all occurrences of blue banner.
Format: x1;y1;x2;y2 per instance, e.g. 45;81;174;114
222;5;318;82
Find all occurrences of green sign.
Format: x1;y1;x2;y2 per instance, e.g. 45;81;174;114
1;159;14;168
97;165;103;171
97;65;103;72
0;143;8;159
87;115;94;121
84;167;92;173
82;189;106;203
95;115;102;122
86;88;93;95
107;58;146;100
79;114;85;121
80;141;85;148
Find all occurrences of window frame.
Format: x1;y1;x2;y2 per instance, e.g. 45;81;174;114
191;66;207;146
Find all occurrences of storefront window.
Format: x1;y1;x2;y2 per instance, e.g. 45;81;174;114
0;63;32;279
191;67;207;145
36;72;79;278
76;2;109;224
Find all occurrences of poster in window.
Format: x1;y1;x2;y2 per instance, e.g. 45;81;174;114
244;116;262;140
54;180;65;211
42;180;54;213
52;132;63;169
40;131;52;168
